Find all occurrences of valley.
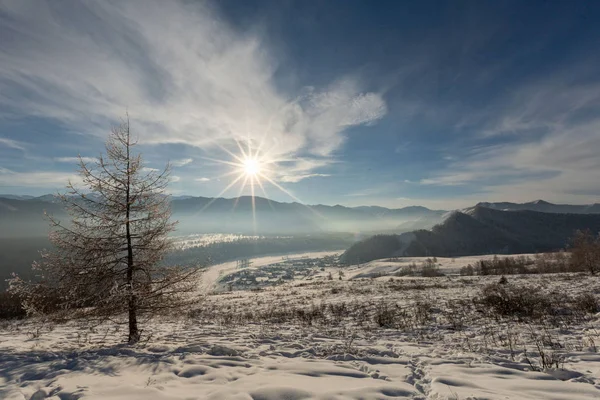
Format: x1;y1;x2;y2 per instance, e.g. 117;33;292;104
1;252;599;399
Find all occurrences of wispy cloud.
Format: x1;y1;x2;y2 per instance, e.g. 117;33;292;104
171;158;193;167
195;177;210;182
275;158;334;183
55;156;98;164
0;167;80;188
0;1;386;182
422;118;600;205
344;187;385;197
407;56;600;206
279;173;330;183
141;167;159;172
0;138;26;151
475;71;600;139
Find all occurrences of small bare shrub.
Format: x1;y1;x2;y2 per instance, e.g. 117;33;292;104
525;333;566;371
444;299;471;330
413;298;433;325
460;264;475;276
573;293;599;315
374;301;397;328
476;283;554;320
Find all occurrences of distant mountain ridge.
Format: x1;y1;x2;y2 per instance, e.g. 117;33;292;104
341;205;600;263
2;194;599;239
475;200;600;214
0;194;445;238
0;194;35;200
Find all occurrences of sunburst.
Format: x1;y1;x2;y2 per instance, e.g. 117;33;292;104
197;138;322;232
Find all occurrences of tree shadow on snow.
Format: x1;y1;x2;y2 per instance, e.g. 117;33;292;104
0;345;177;398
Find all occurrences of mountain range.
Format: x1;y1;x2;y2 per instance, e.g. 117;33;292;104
341;205;600;264
3;194;600;239
0;194;445;238
475;200;600;214
3;194;600;290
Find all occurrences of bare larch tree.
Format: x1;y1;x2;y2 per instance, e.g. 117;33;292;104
570;229;600;275
10;118;198;343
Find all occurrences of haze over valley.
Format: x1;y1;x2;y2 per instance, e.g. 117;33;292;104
2;193;599;291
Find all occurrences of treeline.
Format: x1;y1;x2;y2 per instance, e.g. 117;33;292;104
459;253;571;276
459;229;600;276
459;228;600;276
392;257;445;277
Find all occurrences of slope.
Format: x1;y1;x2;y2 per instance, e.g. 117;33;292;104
341;206;600;263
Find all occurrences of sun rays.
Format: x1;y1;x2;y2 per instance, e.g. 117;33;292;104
202;138;283;202
196;138;322;231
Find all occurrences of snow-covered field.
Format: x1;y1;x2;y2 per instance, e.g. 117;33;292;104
2;253;600;400
345;253;540;279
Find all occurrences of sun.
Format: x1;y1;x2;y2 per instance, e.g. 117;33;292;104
198;138;316;224
242;157;261;176
196;138;323;234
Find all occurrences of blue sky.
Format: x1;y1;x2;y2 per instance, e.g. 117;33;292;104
1;0;600;209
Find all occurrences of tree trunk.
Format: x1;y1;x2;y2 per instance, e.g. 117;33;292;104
125;125;139;344
127;235;139;344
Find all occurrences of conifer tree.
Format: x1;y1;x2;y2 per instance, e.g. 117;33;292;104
10;117;198;343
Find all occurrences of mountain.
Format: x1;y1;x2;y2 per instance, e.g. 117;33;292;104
340;206;600;263
0;194;444;238
476;200;600;214
169;196;446;235
0;194;35;200
4;194;599;241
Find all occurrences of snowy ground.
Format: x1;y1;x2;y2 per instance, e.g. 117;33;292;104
344;253;541;279
1;254;600;400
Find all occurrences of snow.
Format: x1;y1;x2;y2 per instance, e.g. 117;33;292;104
341;253;536;279
1;253;600;399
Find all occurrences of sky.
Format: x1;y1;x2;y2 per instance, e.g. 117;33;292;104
1;0;600;210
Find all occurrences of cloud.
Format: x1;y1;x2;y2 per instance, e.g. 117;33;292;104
0;138;26;151
420;122;600;204
55;156;98;164
474;72;600;139
171;158;193;167
141;167;159;172
170;175;181;183
412;63;600;207
0;1;386;181
195;177;210;182
279;173;330;183
344;187;385;197
274;158;333;183
0;167;80;187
